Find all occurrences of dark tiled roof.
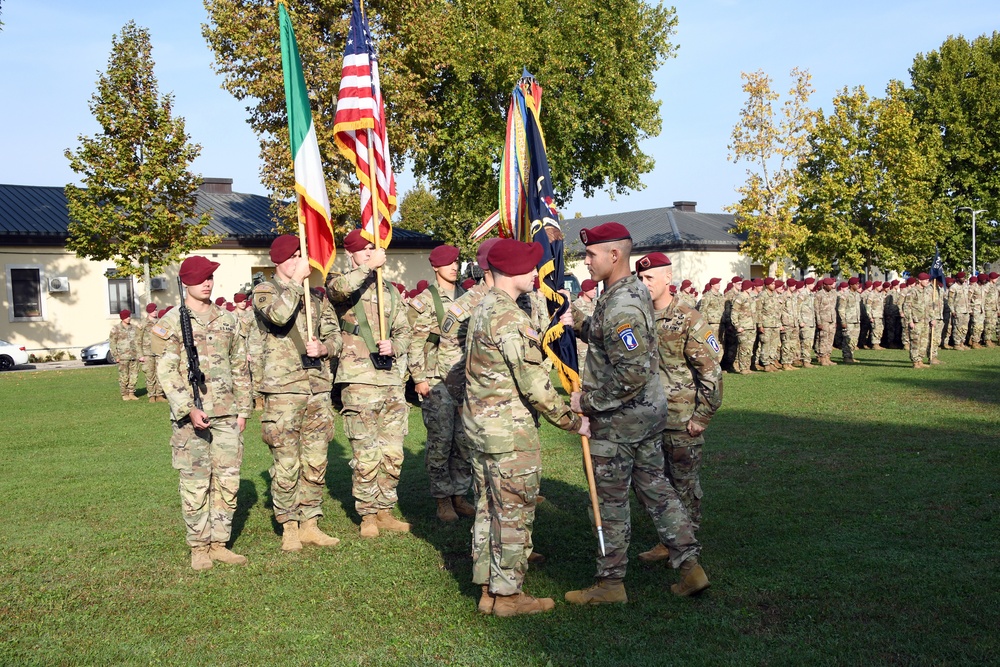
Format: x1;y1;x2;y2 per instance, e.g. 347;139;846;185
560;206;745;256
0;183;437;248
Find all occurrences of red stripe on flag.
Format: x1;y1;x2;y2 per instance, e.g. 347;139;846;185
302;199;335;274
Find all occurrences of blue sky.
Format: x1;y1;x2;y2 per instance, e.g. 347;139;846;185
1;1;997;218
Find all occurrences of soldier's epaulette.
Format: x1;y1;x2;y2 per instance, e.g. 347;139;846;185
409;297;426;313
151;324;171;339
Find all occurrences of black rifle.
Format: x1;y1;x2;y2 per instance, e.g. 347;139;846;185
176;277;206;411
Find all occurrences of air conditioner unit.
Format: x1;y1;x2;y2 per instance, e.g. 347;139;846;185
47;277;70;293
149;277;169;291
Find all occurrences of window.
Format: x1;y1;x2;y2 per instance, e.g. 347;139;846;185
6;265;45;322
108;277;136;315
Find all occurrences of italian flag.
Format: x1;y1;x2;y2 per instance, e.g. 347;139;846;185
279;2;335;275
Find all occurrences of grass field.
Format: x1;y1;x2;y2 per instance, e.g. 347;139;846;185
1;348;998;666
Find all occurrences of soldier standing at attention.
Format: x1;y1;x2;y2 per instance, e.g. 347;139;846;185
756;277;781;371
985;272;1000;347
631;252;721;561
778;280;801;370
969;274;986;348
407;244;477;523
575;278;599;370
814;278;838;365
696;278;724;360
327;229;412;538
837;277;863;363
797;279;817;367
252;235;342;552
562;222;706;604
731;279;756;374
137;303;165;402
110;308;140;400
152;256;251;570
905;273;935;368
949;272;970;349
463;238;590;617
868;281;886;349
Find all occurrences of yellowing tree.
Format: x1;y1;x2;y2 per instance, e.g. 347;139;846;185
726;68;815;276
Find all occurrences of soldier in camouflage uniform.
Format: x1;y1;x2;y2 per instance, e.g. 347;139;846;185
136;303;165;402
151;256;252;571
562;223;706;604
574;279;599;369
905;273;935;368
985;272;1000;347
252;235;343;552
949;272;970;349
632;253;721;562
721;277;741;370
407;244;476;523
837;277;863;363
867;281;886;349
110;308;140;400
797;279;817;367
755;277;782;371
778;280;800;370
463;238;589;617
696;278;724;361
731;279;756;374
327;229;412;538
814;278;838;365
968;274;986;348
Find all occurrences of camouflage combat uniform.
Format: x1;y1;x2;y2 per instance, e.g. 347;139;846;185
574;295;597;370
836;288;862;362
110;320;139;397
905;284;935;364
696;289;724;360
252;277;342;525
327;266;412;518
572;274;699;580
654;297;722;528
797;288;817;364
152;304;251;548
984;278;999;345
867;288;886;348
814;288;837;360
969;280;985;346
463;287;581;596
779;289;800;365
949;280;970;348
137;315;164;400
730;289;756;372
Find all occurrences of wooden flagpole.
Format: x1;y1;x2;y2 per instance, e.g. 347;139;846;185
296;205;315;338
573;379;606;557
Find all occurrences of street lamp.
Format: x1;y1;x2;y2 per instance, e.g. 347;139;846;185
956;207;988;275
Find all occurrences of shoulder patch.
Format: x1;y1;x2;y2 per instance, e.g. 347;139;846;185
524;327;540;344
410;297;425;313
151;324;170;339
616;323;639;350
447;302;466;318
704;328;720;353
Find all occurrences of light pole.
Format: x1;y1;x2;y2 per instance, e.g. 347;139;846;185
956;207;988;275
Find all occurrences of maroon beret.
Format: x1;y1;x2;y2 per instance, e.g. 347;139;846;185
848;277;860;285
226;303;236;312
905;277;916;285
119;309;131;320
710;277;721;285
462;278;476;290
476;238;502;271
395;283;406;294
917;272;931;280
864;281;872;288
343;229;370;253
823;277;835;286
753;278;764;287
145;303;157;314
774;280;785;289
873;281;882;287
234;293;247;303
946;277;954;285
179;255;220;286
269;234;300;264
580;222;631;246
804;277;815;285
955;271;966;279
157;309;168;318
680;279;691;288
581;279;598;292
990;272;999;279
669;284;678;293
890;279;899;286
732;276;742;283
416;279;429;291
635;252;672;272
763;277;774;286
741;279;753;290
429;244;460;268
215;297;226;306
488;239;543;275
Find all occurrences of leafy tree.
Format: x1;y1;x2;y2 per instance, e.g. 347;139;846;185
726;68;815;276
796;82;950;276
396;184;483;258
65;21;215;287
202;0;678;233
906;32;1000;270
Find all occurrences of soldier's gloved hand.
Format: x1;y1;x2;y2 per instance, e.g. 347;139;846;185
190;408;210;430
570;391;583;413
377;339;394;356
366;248;387;270
414;381;431;397
578;415;591;439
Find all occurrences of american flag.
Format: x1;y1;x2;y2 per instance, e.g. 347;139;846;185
333;0;396;247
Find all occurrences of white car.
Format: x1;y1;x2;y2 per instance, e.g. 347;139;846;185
0;339;29;371
81;340;115;365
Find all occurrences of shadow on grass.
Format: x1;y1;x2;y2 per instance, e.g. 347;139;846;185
879;363;1000;405
230;478;258;544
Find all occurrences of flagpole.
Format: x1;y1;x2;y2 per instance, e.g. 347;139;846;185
573;379;606;557
366;132;388;341
296;202;315;338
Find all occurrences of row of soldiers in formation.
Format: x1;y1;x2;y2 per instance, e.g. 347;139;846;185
107;222;722;617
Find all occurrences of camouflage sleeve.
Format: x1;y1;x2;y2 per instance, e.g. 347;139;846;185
141;325;154;357
406;299;433;384
154;322;196;421
253;281;303;326
326;266;372;303
836;296;846;322
228;315;252;418
571;300;593;344
580;303;651;415
498;318;581;433
684;313;723;428
246;315;265;397
109;325;120;356
318;299;342;358
389;296;412;359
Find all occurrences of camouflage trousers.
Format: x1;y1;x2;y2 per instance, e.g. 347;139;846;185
421;380;472;498
470;448;540;596
799;326;816;362
779;328;800;365
341;384;408;517
757;327;779;367
662;429;704;529
840;323;860;360
816;325;836;357
260;392;335;524
870;317;884;347
970;313;985;345
736;330;754;372
930;322;941;362
907;323;930;362
143;357;163;398
985;311;998;343
589;435;699;580
951;315;969;347
117;360;139;395
170;416;243;548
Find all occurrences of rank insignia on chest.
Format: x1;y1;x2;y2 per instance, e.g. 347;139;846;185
705;329;720;353
616;323;638;350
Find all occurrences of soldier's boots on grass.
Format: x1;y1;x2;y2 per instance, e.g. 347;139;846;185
782;363;798;371
801;360;814;368
478;585;495;614
436;497;459;523
190;546;212;571
492;591;555;617
913;360;926;369
930;358;943;365
638;543;671;563
360;515;379;538
452;495;476;518
565;578;628;605
281;520;303;552
375;510;410;533
209;543;247;565
299;518;340;547
671;558;710;597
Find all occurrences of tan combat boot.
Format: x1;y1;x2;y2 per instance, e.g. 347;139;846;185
492;591;555;617
190;545;213;571
281;520;303;552
930;358;942;365
209;542;248;565
452;495;476;518
873;344;884;350
912;360;925;369
360;515;379;538
638;543;671;563
565;579;628;605
782;363;798;371
671;558;710;597
801;359;813;368
375;510;411;533
126;392;139;401
478;585;495;615
436;497;458;522
299;518;340;547
986;340;996;348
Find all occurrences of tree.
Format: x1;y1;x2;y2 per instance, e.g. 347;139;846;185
202;0;678;232
906;32;1000;270
726;68;815;276
796;82;950;276
65;21;215;289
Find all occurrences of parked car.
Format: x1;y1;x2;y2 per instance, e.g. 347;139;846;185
563;274;581;296
81;340;115;365
0;339;29;371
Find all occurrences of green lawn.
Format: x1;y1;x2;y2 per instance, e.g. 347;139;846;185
1;349;998;665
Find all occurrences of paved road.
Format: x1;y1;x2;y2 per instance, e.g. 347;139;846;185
4;360;105;373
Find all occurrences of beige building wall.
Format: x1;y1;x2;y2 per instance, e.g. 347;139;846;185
565;250;754;292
